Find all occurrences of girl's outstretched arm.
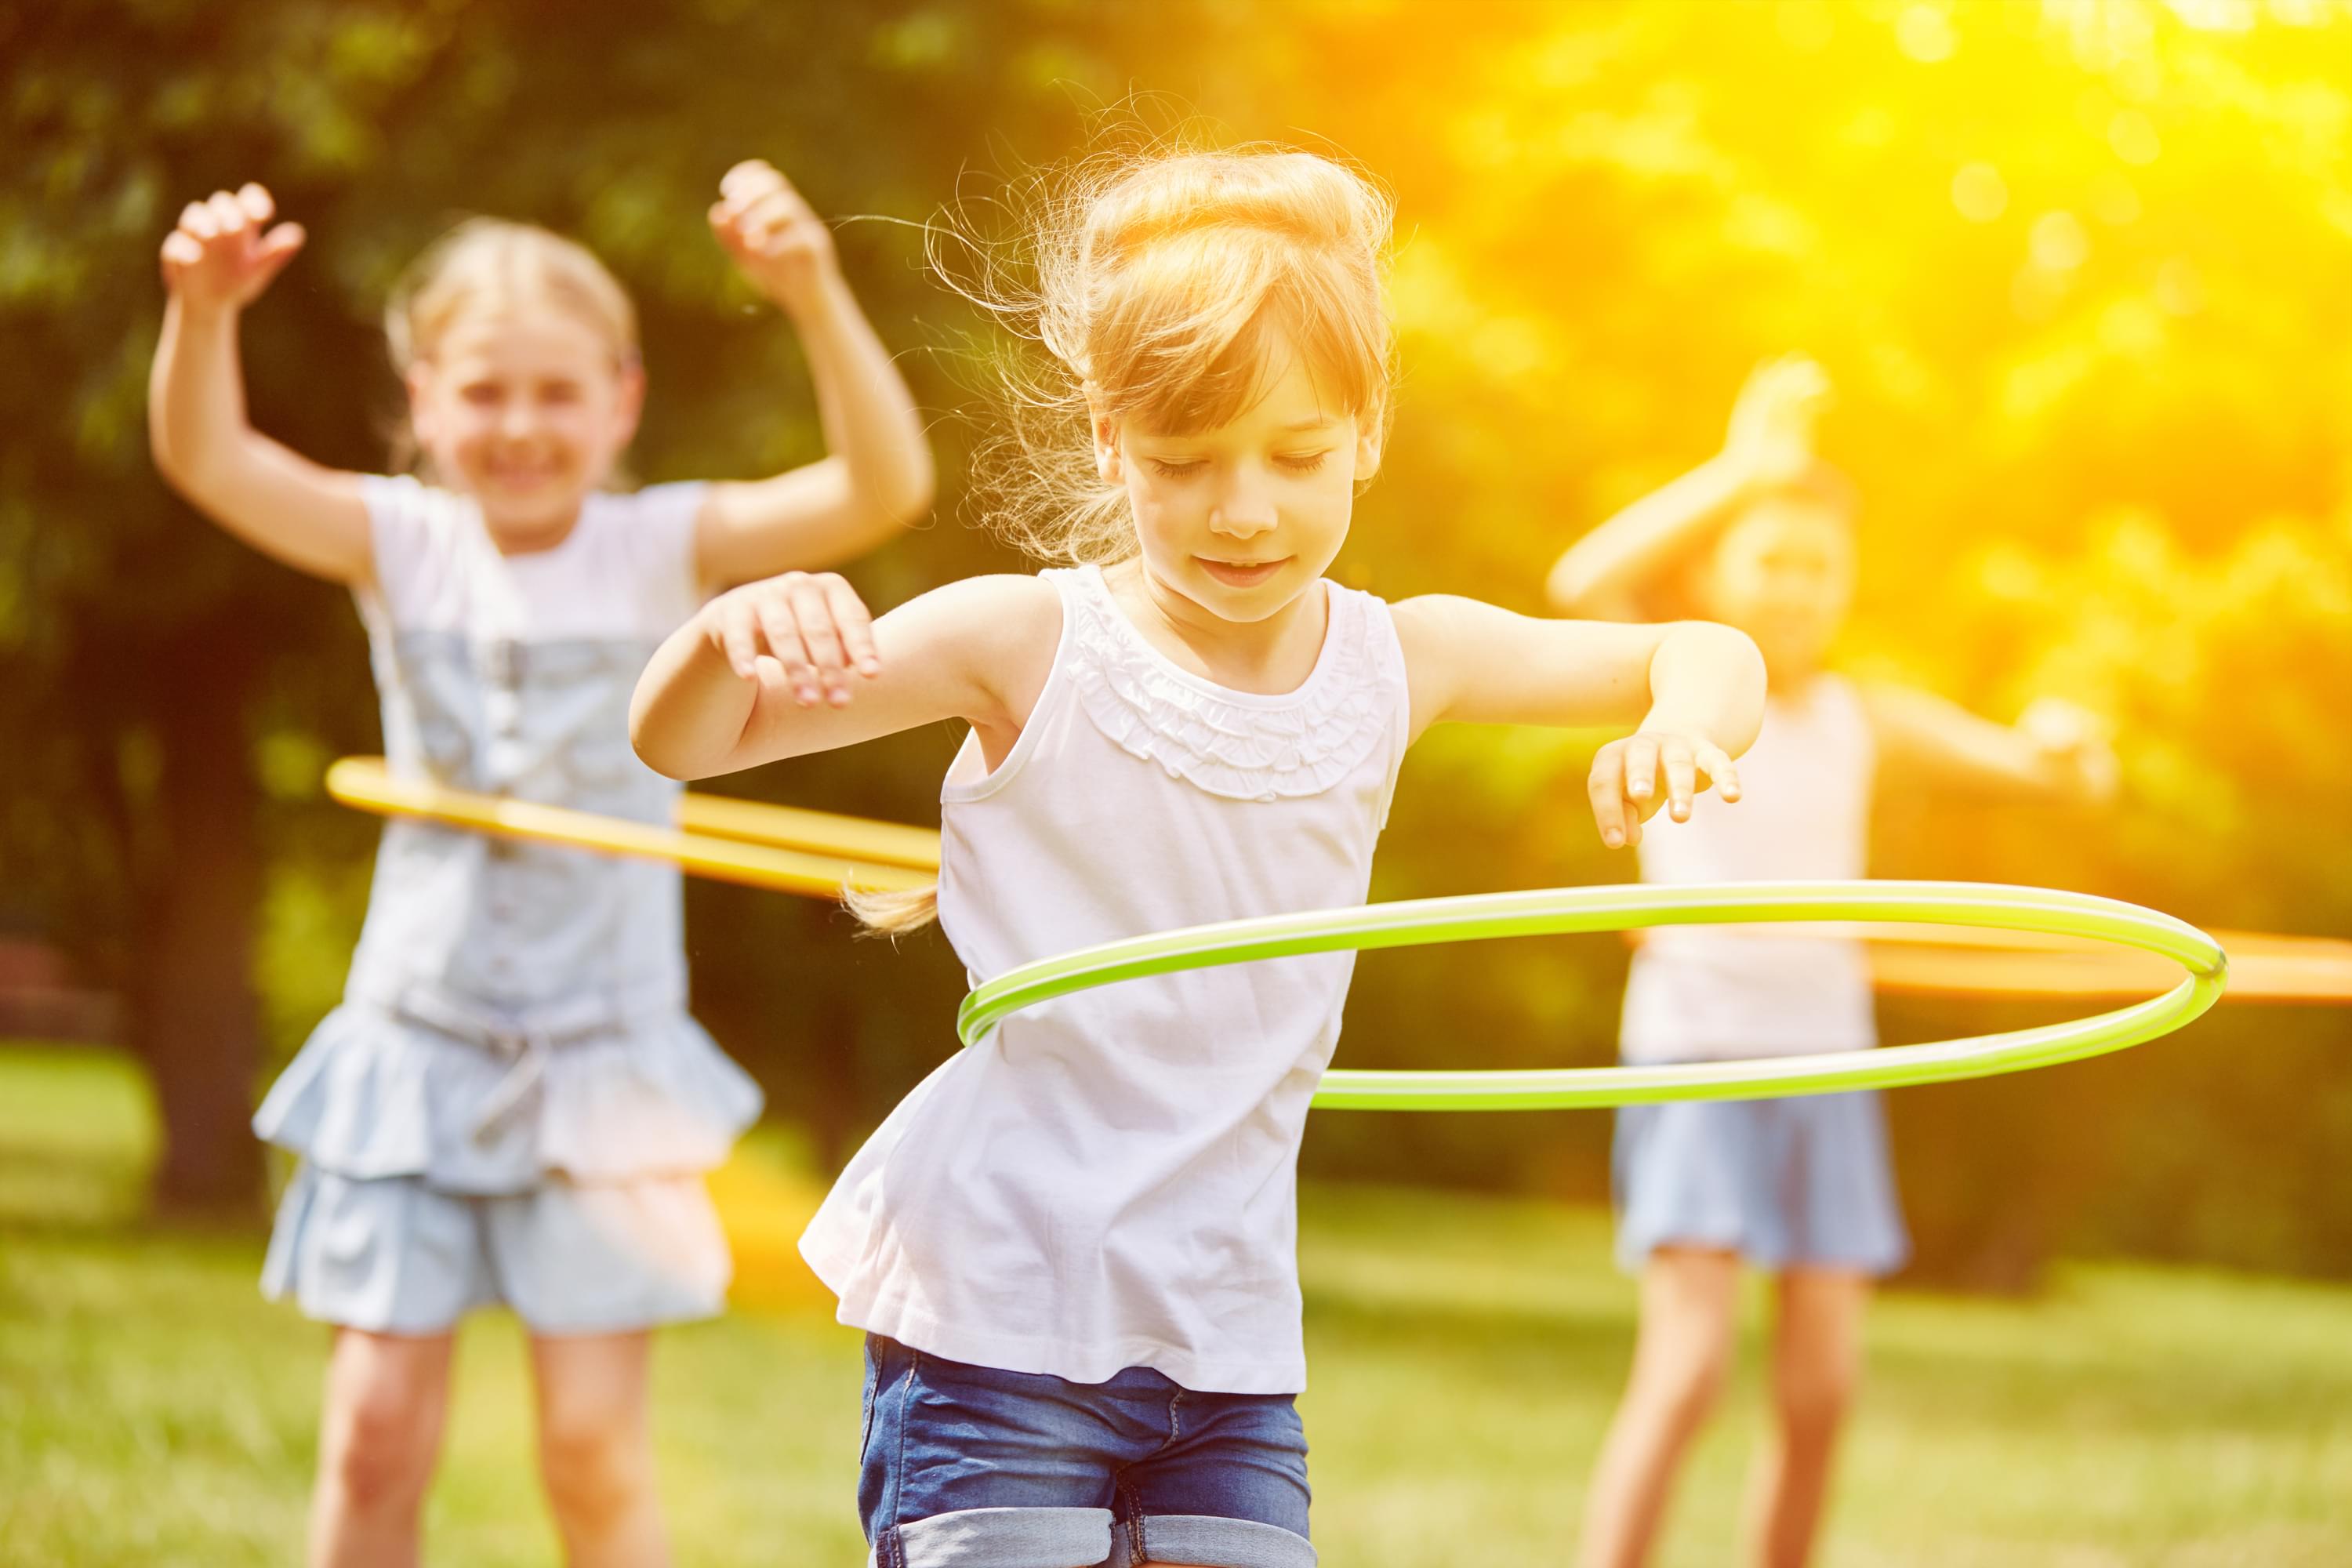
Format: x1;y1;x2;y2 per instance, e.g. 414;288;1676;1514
1544;355;1829;619
148;184;372;584
1392;597;1766;848
1863;685;2120;804
630;570;1059;782
694;162;935;586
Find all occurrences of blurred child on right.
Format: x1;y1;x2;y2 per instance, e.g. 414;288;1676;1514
1546;356;2118;1568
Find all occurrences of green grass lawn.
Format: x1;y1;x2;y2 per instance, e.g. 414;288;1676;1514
4;1041;2348;1566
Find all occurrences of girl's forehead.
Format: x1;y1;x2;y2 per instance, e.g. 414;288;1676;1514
428;307;620;372
1138;347;1345;441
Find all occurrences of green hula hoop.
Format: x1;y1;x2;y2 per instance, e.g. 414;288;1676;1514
956;880;2228;1111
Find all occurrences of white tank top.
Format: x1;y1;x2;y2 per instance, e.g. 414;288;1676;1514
1621;673;1878;1062
800;564;1411;1394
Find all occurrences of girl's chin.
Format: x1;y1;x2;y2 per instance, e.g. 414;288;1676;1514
477;488;587;543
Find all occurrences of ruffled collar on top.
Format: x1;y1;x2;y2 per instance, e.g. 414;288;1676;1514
1063;564;1398;802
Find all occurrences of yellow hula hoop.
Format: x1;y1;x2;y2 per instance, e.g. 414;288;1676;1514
322;756;2349;1003
324;757;932;898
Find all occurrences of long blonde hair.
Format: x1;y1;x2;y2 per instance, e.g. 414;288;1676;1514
855;141;1399;935
383;219;641;474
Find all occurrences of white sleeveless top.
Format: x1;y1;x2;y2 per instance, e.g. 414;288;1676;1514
800;564;1412;1394
1621;673;1878;1062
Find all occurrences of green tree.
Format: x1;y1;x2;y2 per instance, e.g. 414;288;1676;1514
0;0;1224;1211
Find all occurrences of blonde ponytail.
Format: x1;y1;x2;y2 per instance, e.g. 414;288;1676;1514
844;881;941;937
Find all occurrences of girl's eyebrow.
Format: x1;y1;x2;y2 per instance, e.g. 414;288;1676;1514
1279;416;1337;432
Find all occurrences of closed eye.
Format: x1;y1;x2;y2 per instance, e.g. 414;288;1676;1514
1276;451;1331;473
1145;457;1206;479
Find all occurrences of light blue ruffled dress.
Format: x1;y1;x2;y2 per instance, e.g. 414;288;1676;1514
256;476;763;1334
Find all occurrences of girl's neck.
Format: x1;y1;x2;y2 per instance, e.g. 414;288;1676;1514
1103;559;1331;698
480;504;585;557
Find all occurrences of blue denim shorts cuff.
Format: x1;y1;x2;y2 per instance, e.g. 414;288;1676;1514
1121;1514;1319;1568
884;1506;1112;1567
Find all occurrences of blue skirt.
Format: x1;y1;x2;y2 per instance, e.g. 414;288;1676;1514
1613;1091;1908;1276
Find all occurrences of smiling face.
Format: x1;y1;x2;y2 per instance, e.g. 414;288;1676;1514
1689;496;1856;684
406;307;643;547
1094;332;1378;626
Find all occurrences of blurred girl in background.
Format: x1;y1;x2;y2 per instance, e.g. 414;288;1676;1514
1547;356;2118;1568
149;162;931;1567
631;143;1766;1568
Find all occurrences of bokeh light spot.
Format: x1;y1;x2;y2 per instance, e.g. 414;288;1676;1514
2031;210;2091;271
1896;4;1957;62
2109;109;2163;165
1951;162;2009;222
2155;258;2206;315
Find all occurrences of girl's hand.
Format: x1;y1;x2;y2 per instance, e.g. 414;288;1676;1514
710;160;840;317
1588;730;1742;849
158;183;306;311
701;571;879;708
1722;354;1831;489
2018;697;2121;804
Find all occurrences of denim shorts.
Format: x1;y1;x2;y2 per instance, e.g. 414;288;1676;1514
1613;1090;1909;1276
260;1163;731;1335
858;1335;1316;1567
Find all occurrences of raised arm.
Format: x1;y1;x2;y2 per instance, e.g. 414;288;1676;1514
1393;596;1766;848
693;162;935;587
148;184;372;585
1863;685;2119;804
1544;355;1829;619
630;570;1059;782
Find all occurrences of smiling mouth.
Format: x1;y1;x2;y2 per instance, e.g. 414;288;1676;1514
1197;556;1291;587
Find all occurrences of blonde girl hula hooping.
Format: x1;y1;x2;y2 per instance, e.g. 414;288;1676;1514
631;143;1768;1568
149;164;931;1567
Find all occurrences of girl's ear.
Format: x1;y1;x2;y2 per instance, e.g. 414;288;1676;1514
1087;386;1122;483
1354;423;1382;481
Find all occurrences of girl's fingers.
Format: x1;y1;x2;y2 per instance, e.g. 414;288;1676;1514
709;202;757;260
258;221;306;262
208;190;248;238
1623;735;1658;802
237;183;274;224
1588;745;1631;849
786;579;852;703
1697;742;1740;803
746;196;821;256
719;159;778;201
180;201;216;240
1662;740;1697;821
716;600;764;679
752;593;821;706
822;577;880;678
160;230;202;269
742;189;800;230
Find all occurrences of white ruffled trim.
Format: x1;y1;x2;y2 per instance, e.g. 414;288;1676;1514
253;1002;763;1191
1062;567;1401;803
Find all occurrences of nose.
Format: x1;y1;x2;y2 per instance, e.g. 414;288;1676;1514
1209;469;1279;540
497;397;541;440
